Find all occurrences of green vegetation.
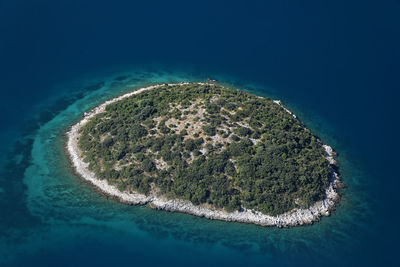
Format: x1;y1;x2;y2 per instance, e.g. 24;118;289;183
78;83;331;215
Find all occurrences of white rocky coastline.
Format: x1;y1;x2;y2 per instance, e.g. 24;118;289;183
66;82;341;227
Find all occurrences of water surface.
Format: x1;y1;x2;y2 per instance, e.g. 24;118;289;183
0;0;399;266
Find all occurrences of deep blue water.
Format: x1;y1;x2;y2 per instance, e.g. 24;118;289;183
0;0;399;266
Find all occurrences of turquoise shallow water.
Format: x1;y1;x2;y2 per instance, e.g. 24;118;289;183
0;68;379;266
1;1;398;265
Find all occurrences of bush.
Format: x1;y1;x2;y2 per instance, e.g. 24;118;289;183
231;135;240;142
142;159;156;172
184;139;197;151
129;124;148;139
103;136;114;147
234;126;252;137
202;125;216;136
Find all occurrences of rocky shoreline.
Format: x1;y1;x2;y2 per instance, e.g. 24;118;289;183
66;82;341;227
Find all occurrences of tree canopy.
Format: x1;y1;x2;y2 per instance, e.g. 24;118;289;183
78;83;331;215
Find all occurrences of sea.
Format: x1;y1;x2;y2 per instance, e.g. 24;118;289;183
0;0;399;266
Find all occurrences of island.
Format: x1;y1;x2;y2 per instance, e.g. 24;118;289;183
66;82;342;227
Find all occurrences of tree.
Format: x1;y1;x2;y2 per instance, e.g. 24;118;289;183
129;124;148;139
235;126;252;137
184;139;197;151
202;125;216;136
142;159;156;172
226;196;241;212
103;136;114;148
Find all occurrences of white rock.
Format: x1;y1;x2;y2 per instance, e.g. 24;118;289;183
66;83;341;227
